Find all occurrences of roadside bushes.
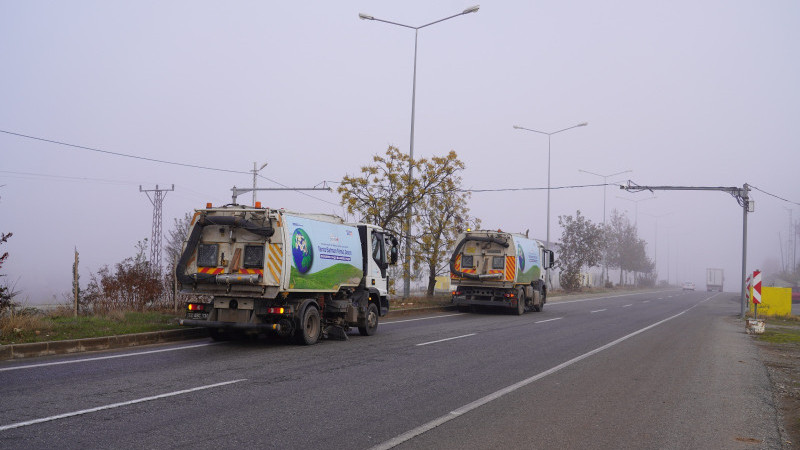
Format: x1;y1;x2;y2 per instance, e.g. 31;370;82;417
83;240;165;313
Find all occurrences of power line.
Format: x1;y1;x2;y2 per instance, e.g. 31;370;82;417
0;169;141;185
1;129;343;208
461;182;612;193
749;185;800;206
0;129;249;175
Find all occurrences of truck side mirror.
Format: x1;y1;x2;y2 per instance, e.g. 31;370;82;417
547;250;556;269
389;237;399;265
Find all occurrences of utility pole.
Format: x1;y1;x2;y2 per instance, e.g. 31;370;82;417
140;184;174;275
73;247;79;318
621;182;752;318
251;162;268;206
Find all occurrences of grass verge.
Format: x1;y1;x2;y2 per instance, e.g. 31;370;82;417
752;315;800;447
1;309;182;346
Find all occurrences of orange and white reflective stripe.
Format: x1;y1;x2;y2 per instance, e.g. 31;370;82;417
505;256;516;281
266;243;283;285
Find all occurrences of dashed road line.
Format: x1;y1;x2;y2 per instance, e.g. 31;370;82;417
535;317;563;324
383;313;465;325
416;334;476;347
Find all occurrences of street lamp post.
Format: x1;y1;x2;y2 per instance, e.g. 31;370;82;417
578;168;632;284
641;211;672;282
615;194;657;228
360;6;480;298
512;122;588;287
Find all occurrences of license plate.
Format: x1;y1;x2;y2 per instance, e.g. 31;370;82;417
186;312;209;320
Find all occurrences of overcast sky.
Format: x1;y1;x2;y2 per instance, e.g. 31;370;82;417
2;1;798;303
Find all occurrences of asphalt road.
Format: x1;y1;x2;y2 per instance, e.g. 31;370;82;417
0;290;783;449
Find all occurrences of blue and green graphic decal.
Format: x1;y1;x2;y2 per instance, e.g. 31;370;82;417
285;214;364;290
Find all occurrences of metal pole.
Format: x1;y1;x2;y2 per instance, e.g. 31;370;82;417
740;183;749;319
602;175;608;284
403;29;420;299
252;162;257;206
545;134;551;288
73;248;79;318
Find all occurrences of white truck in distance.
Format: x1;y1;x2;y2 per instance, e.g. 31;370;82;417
450;230;555;314
706;268;724;292
176;204;398;344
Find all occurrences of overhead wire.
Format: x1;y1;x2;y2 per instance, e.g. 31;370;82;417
460;182;614;193
749;185;800;206
0;169;142;186
0;129;342;207
0;129;250;175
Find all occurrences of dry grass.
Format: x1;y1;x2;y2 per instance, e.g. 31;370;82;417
0;305;182;345
0;307;54;341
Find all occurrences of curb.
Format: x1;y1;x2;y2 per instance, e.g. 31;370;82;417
0;327;209;361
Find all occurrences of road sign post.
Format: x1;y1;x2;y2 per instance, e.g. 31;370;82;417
751;270;762;319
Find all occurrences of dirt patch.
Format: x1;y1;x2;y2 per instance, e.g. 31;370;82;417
753;319;800;448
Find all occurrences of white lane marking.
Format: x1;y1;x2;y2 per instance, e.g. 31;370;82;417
643;300;650;303
383;313;465;325
622;304;633;308
0;342;218;372
0;379;245;432
371;294;720;450
534;317;563;324
590;309;607;313
416;334;476;347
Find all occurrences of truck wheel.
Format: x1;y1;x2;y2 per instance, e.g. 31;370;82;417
209;328;229;341
358;303;379;336
515;288;526;315
295;306;321;345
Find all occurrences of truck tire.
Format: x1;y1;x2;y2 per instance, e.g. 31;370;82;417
295;306;321;345
515;288;526;315
209;328;229;341
358;303;379;336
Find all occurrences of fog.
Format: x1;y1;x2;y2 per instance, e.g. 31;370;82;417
2;1;798;303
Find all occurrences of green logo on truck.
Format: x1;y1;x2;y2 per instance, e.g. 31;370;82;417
292;228;314;274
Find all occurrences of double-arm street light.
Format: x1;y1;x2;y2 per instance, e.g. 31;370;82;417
513;122;587;289
360;6;480;298
512;122;588;249
641;211;672;281
615;194;657;228
578;168;632;284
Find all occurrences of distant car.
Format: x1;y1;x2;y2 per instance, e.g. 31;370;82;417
682;281;695;291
